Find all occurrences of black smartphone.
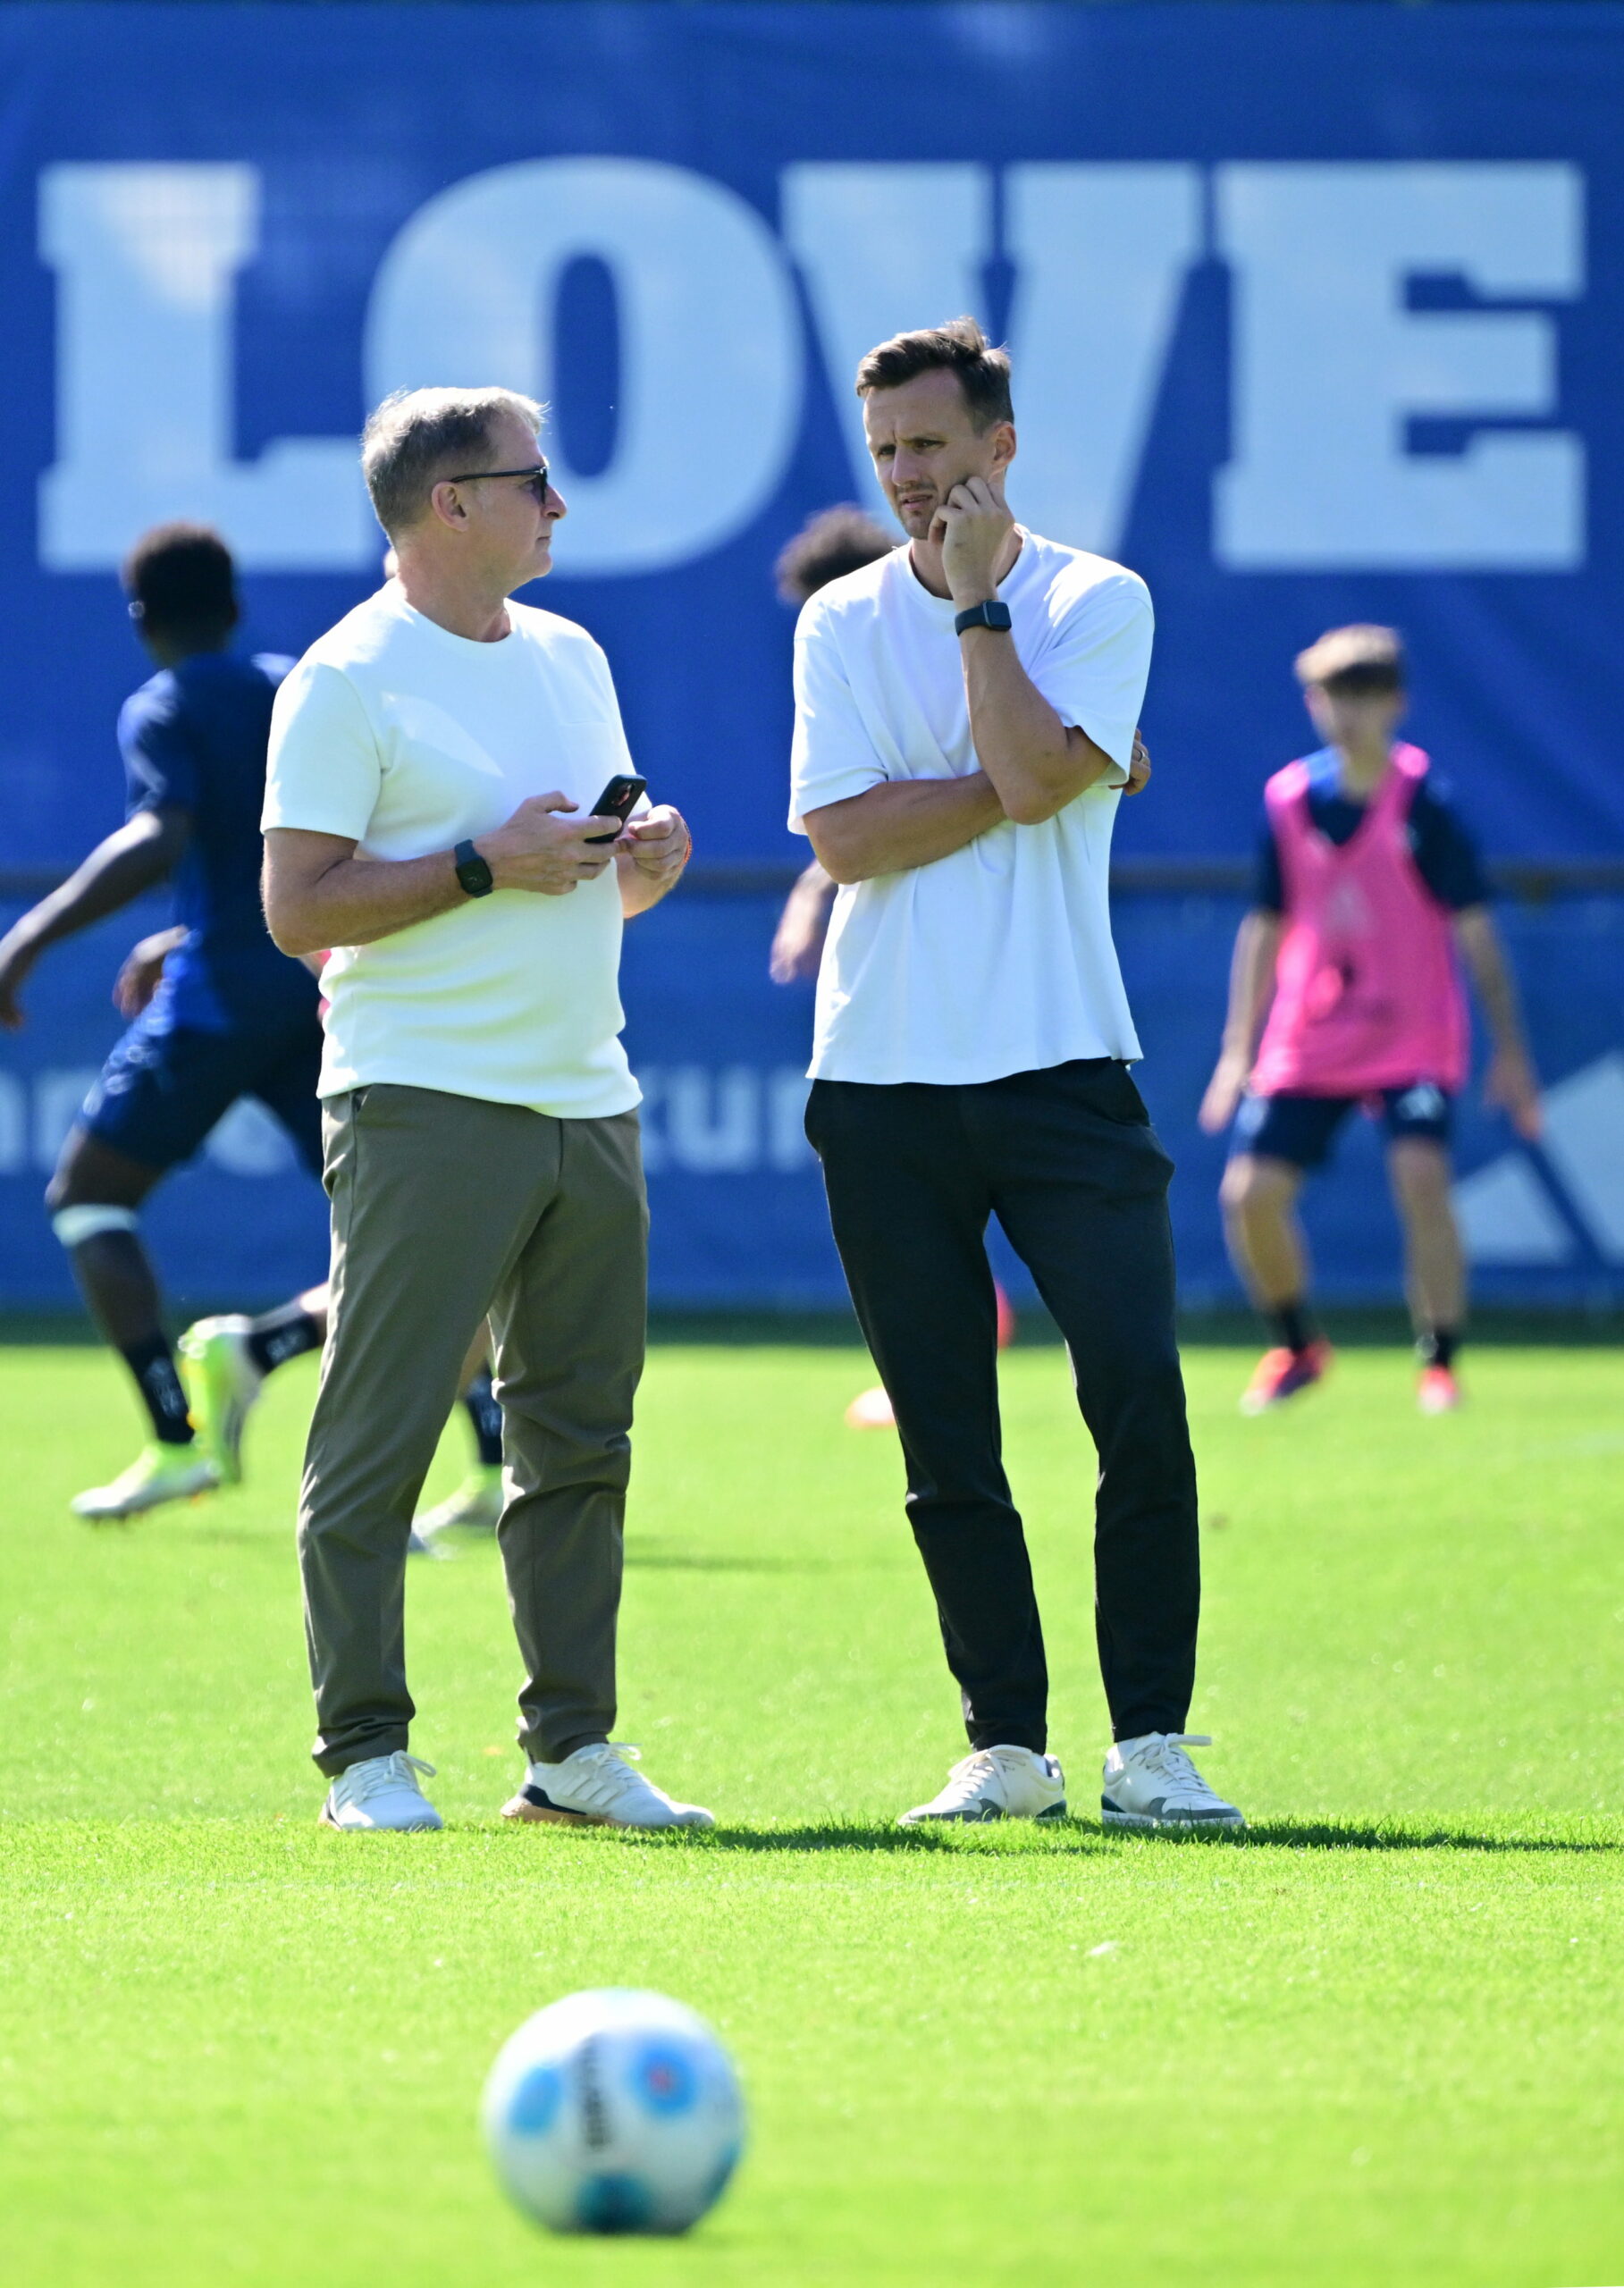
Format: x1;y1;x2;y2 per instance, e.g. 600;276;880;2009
582;774;648;844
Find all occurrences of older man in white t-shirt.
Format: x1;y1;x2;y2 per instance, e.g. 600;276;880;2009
261;385;711;1836
792;319;1244;1834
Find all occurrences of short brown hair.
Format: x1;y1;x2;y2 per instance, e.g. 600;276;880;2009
361;385;545;538
1294;624;1407;696
854;315;1014;432
122;522;237;638
774;504;893;604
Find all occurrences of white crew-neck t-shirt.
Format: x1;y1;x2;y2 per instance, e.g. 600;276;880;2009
788;529;1152;1087
262;584;643;1117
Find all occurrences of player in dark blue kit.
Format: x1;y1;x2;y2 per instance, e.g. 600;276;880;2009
0;525;330;1518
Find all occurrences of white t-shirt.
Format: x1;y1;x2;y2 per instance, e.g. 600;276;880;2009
788;529;1153;1086
262;584;642;1117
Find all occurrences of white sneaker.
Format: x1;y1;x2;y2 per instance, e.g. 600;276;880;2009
898;1745;1067;1826
320;1751;443;1832
501;1742;714;1830
1101;1733;1244;1831
71;1440;221;1520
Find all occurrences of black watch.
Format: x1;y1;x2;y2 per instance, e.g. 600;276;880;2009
954;598;1013;637
454;838;494;898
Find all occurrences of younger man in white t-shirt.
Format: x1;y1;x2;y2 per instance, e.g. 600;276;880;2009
792;319;1242;1833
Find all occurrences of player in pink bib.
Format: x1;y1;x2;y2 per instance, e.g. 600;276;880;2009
1199;625;1542;1415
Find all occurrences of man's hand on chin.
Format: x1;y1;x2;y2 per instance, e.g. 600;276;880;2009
938;474;1016;606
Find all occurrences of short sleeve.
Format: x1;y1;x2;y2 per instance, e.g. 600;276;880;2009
262;659;382;840
1409;777;1490;910
586;640;646;814
1028;569;1154;784
120;683;198;818
1253;813;1285;913
788;604;886;832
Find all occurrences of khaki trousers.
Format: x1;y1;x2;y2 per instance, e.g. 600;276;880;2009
299;1083;647;1775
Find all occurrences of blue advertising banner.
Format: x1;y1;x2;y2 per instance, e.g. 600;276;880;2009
3;888;1620;1309
1;1;1623;874
0;3;1620;1310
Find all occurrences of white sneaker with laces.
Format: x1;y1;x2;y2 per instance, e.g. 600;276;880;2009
501;1742;714;1830
898;1745;1066;1826
1101;1733;1244;1831
320;1751;442;1832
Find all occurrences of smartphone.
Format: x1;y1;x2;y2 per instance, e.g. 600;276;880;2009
582;774;648;845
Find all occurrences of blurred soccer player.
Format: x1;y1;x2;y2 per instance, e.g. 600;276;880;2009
179;1282;502;1551
0;525;328;1518
184;529;506;1536
1199;625;1542;1415
770;508;895;988
793;318;1240;1834
769;503;1027;1426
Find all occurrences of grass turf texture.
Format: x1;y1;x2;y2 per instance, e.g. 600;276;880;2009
2;1340;1622;2288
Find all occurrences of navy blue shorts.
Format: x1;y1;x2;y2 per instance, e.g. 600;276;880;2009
77;1002;324;1179
1231;1081;1454;1172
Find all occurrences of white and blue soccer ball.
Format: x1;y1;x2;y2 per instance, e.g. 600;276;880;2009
482;1988;745;2236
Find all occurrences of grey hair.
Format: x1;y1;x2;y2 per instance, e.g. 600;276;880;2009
360;386;546;537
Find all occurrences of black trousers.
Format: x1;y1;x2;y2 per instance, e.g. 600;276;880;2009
805;1057;1199;1752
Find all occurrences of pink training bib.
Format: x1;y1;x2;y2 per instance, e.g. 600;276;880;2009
1251;744;1468;1098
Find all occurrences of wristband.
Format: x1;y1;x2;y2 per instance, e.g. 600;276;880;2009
954;599;1013;637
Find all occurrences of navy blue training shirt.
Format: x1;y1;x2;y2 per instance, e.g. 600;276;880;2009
120;650;317;1032
1253;746;1490;916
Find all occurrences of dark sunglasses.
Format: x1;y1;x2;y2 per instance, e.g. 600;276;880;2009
443;460;552;505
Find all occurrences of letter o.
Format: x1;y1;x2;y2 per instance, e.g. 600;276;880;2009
366;158;803;575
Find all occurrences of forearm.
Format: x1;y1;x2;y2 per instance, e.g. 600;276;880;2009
960;631;1120;826
804;773;1005;885
3;826;174;962
264;837;465;957
1455;910;1529;1053
1222;913;1282;1056
778;862;837;934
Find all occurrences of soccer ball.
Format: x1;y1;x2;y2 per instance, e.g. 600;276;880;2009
482;1987;745;2235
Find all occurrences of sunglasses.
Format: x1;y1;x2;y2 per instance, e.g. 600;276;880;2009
443;459;552;505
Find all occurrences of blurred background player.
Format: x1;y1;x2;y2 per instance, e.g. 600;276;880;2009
0;523;330;1518
1199;624;1542;1416
768;504;1021;1426
178;1290;502;1552
770;508;896;989
167;534;509;1544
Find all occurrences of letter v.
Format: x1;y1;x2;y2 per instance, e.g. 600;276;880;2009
782;164;993;515
1004;165;1201;556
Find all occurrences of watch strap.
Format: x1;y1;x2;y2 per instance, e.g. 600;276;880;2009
954;598;1014;636
454;838;495;897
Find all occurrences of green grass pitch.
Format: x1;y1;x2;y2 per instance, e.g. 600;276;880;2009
2;1335;1622;2287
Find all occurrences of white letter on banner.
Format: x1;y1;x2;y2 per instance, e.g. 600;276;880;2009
663;1068;761;1173
782;164;992;512
38;166;372;571
1215;163;1585;568
1004;165;1201;554
366;159;801;576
